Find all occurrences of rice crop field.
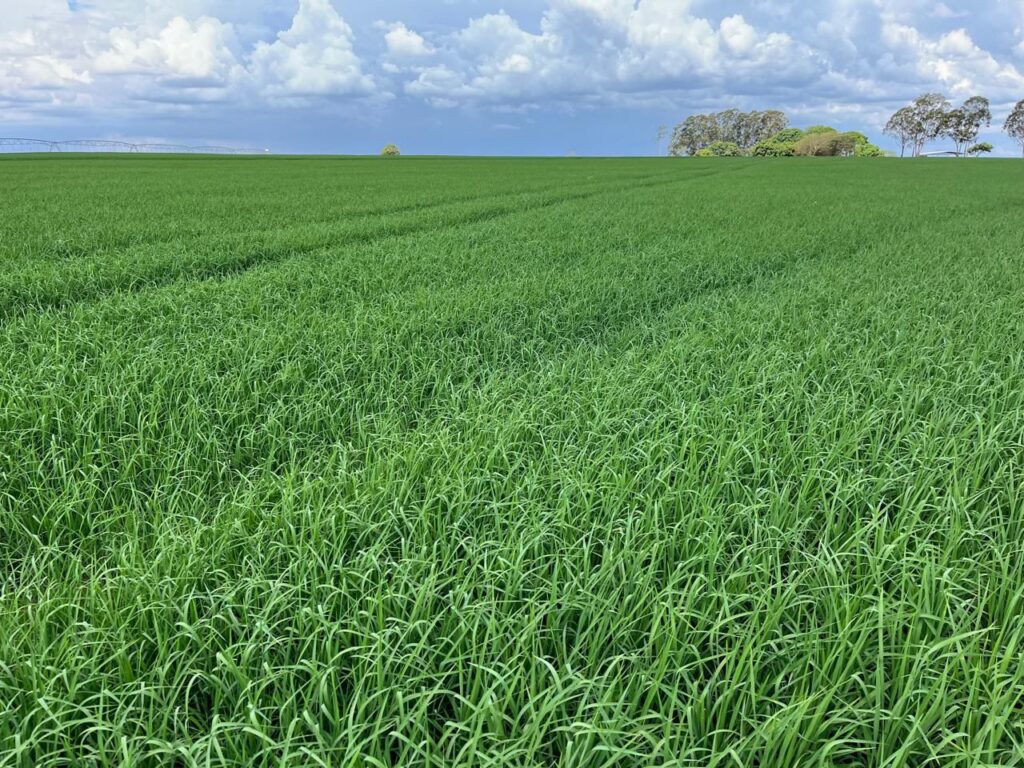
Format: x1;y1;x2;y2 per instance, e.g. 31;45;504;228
2;154;1024;767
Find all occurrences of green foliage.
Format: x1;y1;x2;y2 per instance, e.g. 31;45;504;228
381;143;401;156
854;141;884;157
3;155;1024;767
672;115;883;161
700;140;745;157
886;93;982;157
793;131;880;157
968;141;994;155
845;131;883;157
1005;99;1024;156
794;132;840;156
770;128;806;143
751;139;795;157
913;94;952;140
754;127;881;159
670;109;787;155
793;134;827;156
885;106;919;157
941;97;991;156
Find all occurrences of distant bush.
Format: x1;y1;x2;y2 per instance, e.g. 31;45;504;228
770;128;806;144
968;142;994;156
752;139;796;157
669;110;883;160
794;130;882;157
696;141;744;157
381;144;401;157
794;132;840;156
855;142;884;157
751;128;810;157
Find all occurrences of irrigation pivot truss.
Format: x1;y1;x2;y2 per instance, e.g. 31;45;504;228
0;138;56;151
0;138;268;154
57;140;140;152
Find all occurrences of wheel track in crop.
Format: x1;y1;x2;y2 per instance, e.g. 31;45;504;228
2;162;878;549
0;168;740;324
1;170;682;271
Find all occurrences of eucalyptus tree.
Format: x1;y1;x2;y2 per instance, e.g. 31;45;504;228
910;93;951;156
885;94;951;156
943;96;991;156
884;107;918;157
669;109;789;156
1006;100;1024;157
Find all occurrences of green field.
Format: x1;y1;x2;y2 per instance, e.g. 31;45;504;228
2;155;1023;767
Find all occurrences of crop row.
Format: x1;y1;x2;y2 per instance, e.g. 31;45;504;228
2;158;1023;766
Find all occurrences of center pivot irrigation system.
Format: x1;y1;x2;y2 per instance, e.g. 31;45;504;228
0;138;269;154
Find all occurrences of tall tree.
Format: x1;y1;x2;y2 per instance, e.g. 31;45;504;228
670;113;719;156
1006;100;1024;158
750;110;788;147
910;93;951;156
884;107;917;157
655;125;668;156
943;96;991;157
669;109;789;156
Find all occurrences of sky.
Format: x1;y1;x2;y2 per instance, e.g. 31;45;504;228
2;0;1023;156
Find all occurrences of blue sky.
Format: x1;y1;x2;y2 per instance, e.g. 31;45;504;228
2;0;1023;155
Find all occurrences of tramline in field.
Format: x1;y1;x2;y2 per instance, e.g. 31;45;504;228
2;155;1023;767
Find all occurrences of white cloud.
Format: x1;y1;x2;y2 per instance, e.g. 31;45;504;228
2;0;1024;154
248;0;377;99
0;17;93;112
379;22;432;57
398;0;817;108
719;15;758;56
94;16;241;86
1;0;380;114
622;0;719;73
881;21;1024;97
498;53;533;74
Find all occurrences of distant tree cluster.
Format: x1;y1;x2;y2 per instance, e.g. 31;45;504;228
881;94;1024;157
883;94;991;157
669;110;788;157
667;97;1024;160
756;127;882;157
668;109;882;158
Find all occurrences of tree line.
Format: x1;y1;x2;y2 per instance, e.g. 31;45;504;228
668;110;883;158
667;98;1024;158
885;95;1024;157
884;94;989;157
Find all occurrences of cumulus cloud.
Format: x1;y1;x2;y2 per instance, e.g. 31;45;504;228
0;3;95;110
1;0;380;115
248;0;377;100
881;21;1024;97
378;22;432;57
94;16;241;86
400;0;821;108
2;0;1024;152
